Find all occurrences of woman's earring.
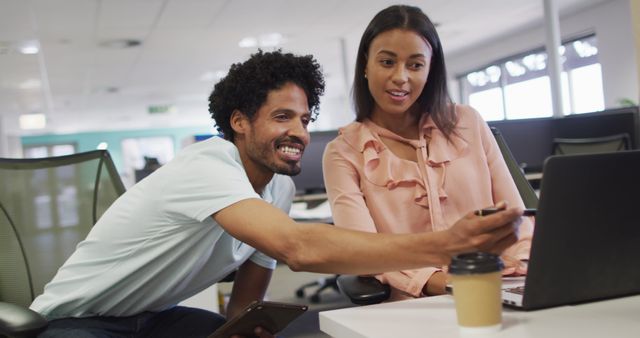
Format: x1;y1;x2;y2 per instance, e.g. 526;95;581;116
364;73;368;79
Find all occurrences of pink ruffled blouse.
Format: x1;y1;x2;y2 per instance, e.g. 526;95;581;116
322;105;533;298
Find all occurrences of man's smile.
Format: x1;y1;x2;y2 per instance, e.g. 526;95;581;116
277;142;304;162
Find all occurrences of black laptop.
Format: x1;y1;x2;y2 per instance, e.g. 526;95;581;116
502;150;640;310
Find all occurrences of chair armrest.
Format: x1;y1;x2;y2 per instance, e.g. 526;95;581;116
0;302;48;338
336;275;391;305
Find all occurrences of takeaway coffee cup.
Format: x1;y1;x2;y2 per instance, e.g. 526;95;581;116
448;252;504;333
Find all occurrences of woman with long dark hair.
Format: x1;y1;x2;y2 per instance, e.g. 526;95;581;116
323;5;533;299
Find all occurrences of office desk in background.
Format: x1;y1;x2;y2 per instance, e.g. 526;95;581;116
524;172;543;181
290;193;333;224
319;293;640;338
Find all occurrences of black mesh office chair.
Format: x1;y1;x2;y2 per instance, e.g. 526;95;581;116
552;133;631;155
336;126;539;305
294;275;339;304
0;150;126;337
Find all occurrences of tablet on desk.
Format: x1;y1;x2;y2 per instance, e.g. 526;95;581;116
208;300;308;338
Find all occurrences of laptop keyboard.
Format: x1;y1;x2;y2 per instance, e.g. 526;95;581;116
505;285;526;295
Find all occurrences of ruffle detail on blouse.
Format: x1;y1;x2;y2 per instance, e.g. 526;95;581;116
339;119;469;210
419;116;470;166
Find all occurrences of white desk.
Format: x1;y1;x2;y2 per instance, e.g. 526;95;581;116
524;172;543;181
319;294;640;338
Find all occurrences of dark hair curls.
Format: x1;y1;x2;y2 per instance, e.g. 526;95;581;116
209;49;325;141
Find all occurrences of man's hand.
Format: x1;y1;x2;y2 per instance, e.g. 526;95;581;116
443;201;523;258
231;326;275;338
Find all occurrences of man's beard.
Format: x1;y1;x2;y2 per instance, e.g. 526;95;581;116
246;135;303;176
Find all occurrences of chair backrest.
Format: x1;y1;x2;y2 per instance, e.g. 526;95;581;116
552;133;631;155
0;150;125;307
490;127;539;209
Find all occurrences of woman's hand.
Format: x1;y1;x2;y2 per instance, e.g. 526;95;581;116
422;271;448;296
501;254;527;276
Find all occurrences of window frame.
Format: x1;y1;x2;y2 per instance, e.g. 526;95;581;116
457;34;602;121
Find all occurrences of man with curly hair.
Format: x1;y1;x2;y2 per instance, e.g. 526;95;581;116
31;50;523;338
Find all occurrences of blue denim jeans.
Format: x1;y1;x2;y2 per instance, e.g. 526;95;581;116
38;306;226;338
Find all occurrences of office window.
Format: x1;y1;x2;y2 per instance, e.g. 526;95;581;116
568;63;604;113
467;65;505;121
460;35;604;121
504;76;553;119
23;143;75;158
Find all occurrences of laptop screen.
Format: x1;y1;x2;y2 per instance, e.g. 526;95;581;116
517;150;640;310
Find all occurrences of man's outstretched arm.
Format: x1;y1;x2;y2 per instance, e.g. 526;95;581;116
213;198;521;275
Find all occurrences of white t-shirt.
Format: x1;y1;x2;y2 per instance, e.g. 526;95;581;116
30;137;295;319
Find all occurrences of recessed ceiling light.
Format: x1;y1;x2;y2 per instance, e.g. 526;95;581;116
19;79;41;89
238;37;258;48
0;40;40;55
20;45;39;54
99;39;142;49
200;70;228;82
259;33;285;47
19;40;39;54
215;70;227;79
238;33;286;48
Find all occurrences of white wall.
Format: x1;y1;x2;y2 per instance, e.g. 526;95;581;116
0;115;23;157
446;0;639;108
312;29;362;131
312;95;353;132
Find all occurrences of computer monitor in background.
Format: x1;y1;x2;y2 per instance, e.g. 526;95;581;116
487;106;639;172
552;106;639;149
291;130;339;196
488;118;554;173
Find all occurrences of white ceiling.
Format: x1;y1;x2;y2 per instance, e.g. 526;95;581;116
0;0;611;136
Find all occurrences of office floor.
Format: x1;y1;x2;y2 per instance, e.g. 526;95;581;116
218;264;355;338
